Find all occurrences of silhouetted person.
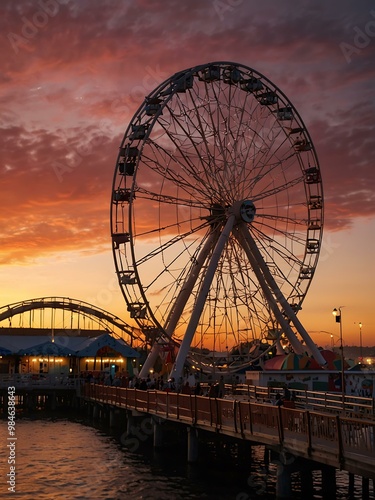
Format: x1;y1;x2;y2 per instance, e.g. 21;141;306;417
194;382;202;396
275;393;283;407
218;376;225;398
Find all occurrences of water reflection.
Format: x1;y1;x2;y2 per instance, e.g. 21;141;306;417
0;417;371;499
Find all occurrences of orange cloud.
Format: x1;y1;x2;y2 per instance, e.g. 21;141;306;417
0;0;374;264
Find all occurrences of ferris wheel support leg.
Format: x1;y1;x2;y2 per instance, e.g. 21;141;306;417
139;228;221;379
235;226;304;355
139;343;162;379
238;224;327;366
169;215;236;381
164;228;222;337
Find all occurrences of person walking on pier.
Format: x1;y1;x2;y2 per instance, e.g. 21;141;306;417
284;387;291;401
218;376;225;398
275;393;283;406
194;381;202;396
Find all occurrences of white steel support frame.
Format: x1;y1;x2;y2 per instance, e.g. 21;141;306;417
169;214;236;381
139;227;222;378
237;223;327;366
160;210;327;378
234;226;305;356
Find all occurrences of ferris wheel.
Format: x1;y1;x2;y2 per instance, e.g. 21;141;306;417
111;61;325;377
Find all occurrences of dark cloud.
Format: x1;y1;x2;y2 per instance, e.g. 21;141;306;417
0;0;374;263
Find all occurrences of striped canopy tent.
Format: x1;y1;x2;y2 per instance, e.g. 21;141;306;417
264;353;322;370
319;349;349;370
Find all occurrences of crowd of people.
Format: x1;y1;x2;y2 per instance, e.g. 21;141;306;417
82;370;229;398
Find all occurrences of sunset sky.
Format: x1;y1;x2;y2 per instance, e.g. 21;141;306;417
1;0;374;348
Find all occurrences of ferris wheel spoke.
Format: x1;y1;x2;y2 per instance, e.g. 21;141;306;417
201;87;248;199
140;236;202;293
252;126;291;173
258;211;306;226
134;222;210;267
134;187;207;210
144;134;197;177
190;85;230;178
188;90;228;192
167;91;216;169
250;151;299;196
250;232;304;293
210;82;247;191
252;217;307;246
243;108;276;171
133;214;207;239
158;106;212;178
208;81;232;159
225;241;269;336
252;175;304;202
141;143;211;201
150;117;226;204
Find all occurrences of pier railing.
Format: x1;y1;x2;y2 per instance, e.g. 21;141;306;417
0;375;372;418
233;384;374;417
81;384;375;478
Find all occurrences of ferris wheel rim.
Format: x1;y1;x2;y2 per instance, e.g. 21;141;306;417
111;61;324;361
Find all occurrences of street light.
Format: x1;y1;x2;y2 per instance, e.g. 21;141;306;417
317;330;338;349
332;307;345;406
358;322;363;362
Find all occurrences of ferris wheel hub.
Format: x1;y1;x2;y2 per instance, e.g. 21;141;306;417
230;200;256;223
239;200;256;223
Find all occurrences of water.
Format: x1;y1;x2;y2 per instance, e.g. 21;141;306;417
0;416;371;499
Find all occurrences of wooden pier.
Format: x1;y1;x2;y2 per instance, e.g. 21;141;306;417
80;384;375;498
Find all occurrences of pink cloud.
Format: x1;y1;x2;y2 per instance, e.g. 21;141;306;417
0;0;373;266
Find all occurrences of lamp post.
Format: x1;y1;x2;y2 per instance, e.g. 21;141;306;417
358;322;363;363
314;330;339;349
332;307;345;406
318;330;337;349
